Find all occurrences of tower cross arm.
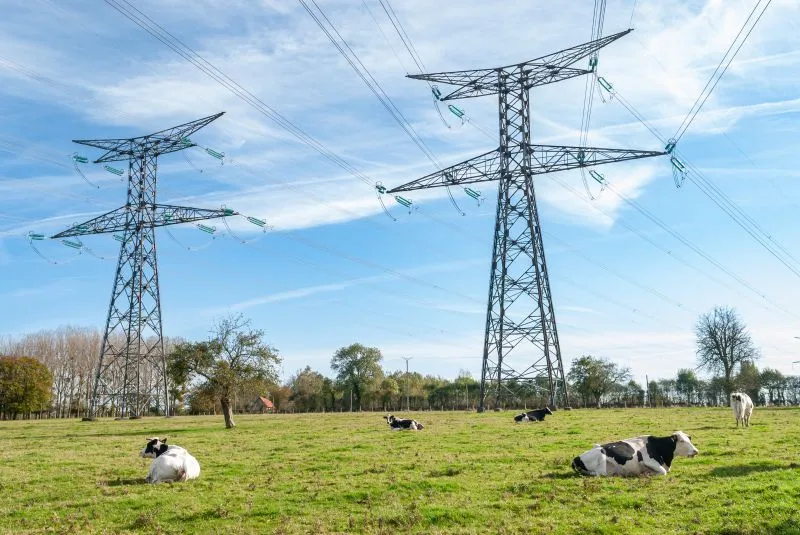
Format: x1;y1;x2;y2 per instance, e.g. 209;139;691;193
408;29;632;101
387;145;664;193
50;203;237;238
73;112;225;162
387;149;502;193
528;144;666;175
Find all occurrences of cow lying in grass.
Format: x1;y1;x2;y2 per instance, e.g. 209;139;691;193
571;431;698;477
385;414;424;430
731;392;754;428
140;437;201;483
513;407;553;422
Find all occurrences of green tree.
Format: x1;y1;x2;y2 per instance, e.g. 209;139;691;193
735;360;761;403
289;366;327;412
759;368;785;405
330;343;383;411
379;377;400;411
567;356;631;408
0;356;53;419
675;369;700;405
168;314;280;428
695;306;759;395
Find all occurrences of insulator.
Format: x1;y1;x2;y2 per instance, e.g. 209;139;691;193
222;208;236;216
588;170;606;185
113;234;124;242
76;225;90;233
597;77;613;92
375;183;387;194
464;187;481;200
28;232;45;241
164;211;174;221
664;139;677;154
394;195;413;208
670;156;686;173
103;165;124;176
589;56;598;70
576;149;586;164
181;137;192;146
197;224;216;234
448;105;465;119
61;239;83;249
72;154;89;164
246;216;266;227
431;86;442;100
205;148;224;160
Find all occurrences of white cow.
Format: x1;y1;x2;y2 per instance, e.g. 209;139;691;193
140;437;201;484
730;392;754;428
572;431;699;477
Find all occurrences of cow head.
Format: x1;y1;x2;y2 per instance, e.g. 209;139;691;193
731;393;742;402
385;415;396;425
672;431;699;458
140;437;168;458
544;407;553;416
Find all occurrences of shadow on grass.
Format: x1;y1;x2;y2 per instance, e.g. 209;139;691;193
708;462;799;477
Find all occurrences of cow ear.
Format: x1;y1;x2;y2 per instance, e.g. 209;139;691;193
162;437;167;443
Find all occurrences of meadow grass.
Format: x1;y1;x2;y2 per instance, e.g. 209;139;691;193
0;408;798;534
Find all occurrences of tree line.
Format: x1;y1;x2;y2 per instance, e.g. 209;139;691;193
1;306;798;420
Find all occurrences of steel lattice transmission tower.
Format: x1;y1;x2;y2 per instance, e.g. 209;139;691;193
388;30;665;412
52;112;236;419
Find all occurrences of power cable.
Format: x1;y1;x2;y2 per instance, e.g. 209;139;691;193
672;0;773;142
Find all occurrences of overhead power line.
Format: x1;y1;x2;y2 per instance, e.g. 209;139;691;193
672;0;773;142
596;76;800;290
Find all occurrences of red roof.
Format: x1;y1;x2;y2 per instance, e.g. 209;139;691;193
258;396;274;408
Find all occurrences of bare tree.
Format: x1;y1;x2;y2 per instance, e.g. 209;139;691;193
695;306;759;396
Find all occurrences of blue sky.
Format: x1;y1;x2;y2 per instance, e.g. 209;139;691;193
1;0;799;384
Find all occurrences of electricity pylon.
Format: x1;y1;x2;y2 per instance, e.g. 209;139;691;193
388;30;665;411
52;112;235;419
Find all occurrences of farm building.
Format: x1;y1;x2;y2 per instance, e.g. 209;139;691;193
247;396;275;414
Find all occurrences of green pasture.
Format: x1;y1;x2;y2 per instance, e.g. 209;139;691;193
0;408;798;534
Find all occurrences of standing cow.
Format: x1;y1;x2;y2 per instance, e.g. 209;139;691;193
572;431;699;477
730;392;754;428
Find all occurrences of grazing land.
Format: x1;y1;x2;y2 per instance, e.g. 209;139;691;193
0;408;798;534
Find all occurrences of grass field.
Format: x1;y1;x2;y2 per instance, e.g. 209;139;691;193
0;408;798;534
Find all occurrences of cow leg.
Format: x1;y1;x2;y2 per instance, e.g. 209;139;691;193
642;459;668;475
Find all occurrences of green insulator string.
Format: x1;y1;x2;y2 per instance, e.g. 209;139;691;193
72;153;100;189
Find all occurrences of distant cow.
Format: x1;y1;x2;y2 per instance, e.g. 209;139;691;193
140;437;201;484
386;414;424;430
571;431;699;477
514;407;553;423
731;392;754;428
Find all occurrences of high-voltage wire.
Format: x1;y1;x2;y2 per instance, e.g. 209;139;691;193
597;76;800;286
672;0;773;142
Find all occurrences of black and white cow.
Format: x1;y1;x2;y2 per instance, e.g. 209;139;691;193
571;431;698;477
385;414;424;430
513;407;553;422
140;437;201;483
